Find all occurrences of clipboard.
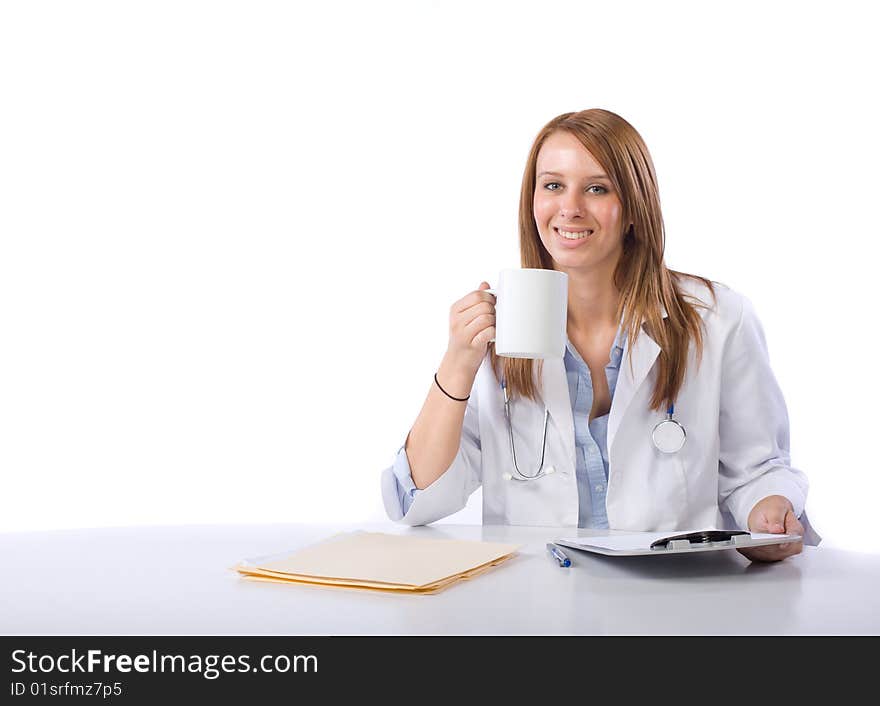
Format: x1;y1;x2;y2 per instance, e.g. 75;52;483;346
555;529;803;557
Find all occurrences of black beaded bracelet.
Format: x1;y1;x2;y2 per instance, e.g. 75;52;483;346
434;372;470;402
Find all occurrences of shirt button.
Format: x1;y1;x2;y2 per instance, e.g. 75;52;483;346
595;484;605;492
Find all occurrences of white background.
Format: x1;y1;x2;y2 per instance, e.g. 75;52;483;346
1;1;876;551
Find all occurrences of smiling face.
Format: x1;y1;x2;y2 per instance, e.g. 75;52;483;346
533;130;625;276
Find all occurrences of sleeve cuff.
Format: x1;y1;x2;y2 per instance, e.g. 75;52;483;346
380;445;421;521
722;467;807;531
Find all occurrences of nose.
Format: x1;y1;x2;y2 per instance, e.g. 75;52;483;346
559;191;585;219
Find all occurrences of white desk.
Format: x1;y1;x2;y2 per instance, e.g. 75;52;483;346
2;523;877;635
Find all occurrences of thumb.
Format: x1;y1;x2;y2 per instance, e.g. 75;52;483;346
478;281;491;290
765;505;788;534
784;508;803;536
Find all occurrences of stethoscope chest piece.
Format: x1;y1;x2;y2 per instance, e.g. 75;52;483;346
652;404;686;454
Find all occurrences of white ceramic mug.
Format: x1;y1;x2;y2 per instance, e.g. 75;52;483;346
488;268;568;359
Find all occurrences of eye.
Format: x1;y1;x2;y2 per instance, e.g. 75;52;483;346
541;182;609;193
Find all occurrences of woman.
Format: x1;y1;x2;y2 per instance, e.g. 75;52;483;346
380;109;818;562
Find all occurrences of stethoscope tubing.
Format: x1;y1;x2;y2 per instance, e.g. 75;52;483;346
502;379;686;481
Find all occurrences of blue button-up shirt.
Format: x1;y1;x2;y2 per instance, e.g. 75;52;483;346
385;327;627;528
565;327;626;528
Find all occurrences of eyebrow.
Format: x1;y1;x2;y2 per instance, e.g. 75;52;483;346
537;171;609;180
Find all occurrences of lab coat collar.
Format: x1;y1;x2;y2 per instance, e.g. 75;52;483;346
607;325;661;452
609;306;668;452
540;305;668;470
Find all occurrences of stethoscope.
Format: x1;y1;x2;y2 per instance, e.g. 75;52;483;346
500;378;687;482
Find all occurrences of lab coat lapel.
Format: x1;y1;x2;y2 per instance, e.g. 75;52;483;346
607;324;661;453
540;359;576;472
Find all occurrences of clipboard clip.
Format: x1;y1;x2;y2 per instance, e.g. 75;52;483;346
650;530;749;550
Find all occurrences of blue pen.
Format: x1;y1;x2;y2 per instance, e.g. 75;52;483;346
546;543;571;568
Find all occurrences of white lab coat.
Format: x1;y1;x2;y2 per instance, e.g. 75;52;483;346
383;279;819;544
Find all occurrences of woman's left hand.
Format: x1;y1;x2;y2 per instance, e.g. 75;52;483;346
737;495;804;563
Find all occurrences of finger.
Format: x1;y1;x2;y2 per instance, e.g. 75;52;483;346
750;508;777;533
750;512;769;533
764;502;790;534
784;509;805;537
470;325;496;348
452;284;495;313
782;540;803;557
782;510;805;556
459;300;496;328
739;530;804;562
739;544;789;563
752;536;795;561
738;546;773;562
463;314;496;342
767;539;802;559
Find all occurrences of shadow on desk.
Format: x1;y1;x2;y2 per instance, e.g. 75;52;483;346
559;547;806;634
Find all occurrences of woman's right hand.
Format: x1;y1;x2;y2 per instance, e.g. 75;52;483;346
444;282;496;376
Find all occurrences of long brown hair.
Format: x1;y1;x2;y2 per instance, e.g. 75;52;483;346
490;109;716;411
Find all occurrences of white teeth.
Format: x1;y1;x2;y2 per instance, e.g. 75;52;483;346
558;229;592;240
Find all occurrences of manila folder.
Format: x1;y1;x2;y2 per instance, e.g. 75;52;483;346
235;531;520;592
